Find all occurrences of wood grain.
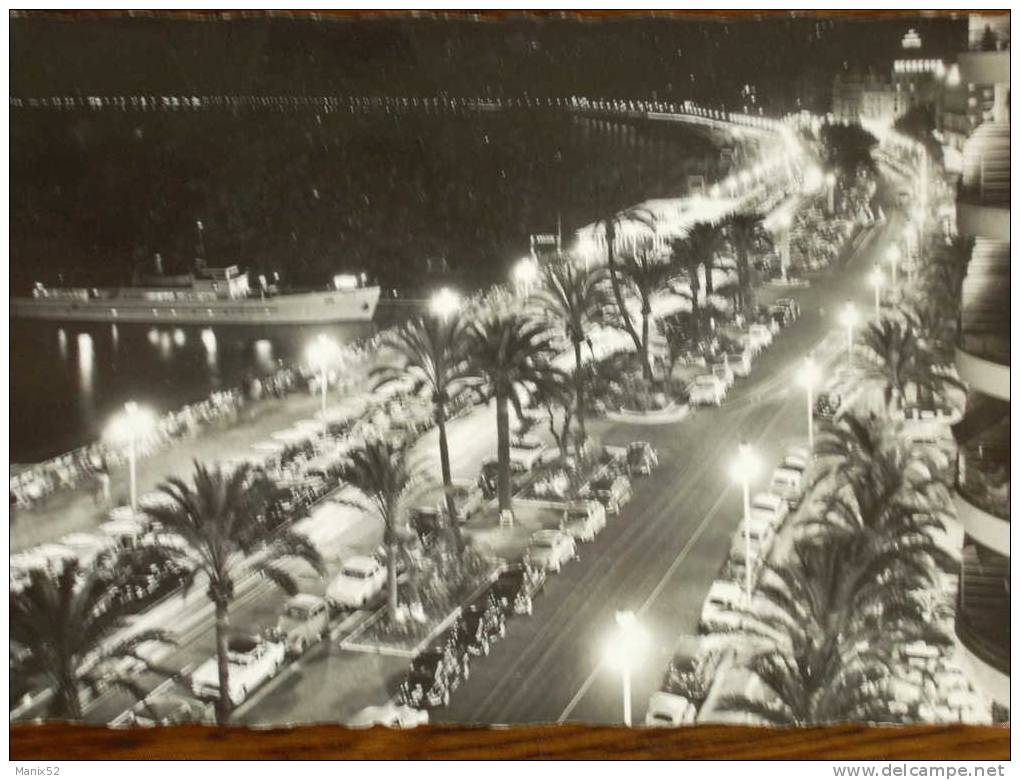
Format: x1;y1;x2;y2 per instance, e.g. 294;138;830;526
10;723;1010;760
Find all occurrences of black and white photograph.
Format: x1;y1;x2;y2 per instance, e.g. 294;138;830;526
8;8;1010;749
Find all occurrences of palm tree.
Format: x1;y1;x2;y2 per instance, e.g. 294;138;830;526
372;313;479;545
669;221;721;344
143;461;324;724
617;243;675;380
594;205;657;378
337;439;422;622
716;532;950;725
922;235;973;334
532;256;608;446
687;221;724;298
855;318;964;414
726;212;772;316
11;556;175;720
467;310;564;515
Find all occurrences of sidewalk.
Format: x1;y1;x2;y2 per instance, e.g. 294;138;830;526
10;387;366;553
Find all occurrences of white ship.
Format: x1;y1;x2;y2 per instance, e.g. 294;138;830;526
12;265;381;326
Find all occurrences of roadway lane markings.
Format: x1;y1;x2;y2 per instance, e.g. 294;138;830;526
556;389;792;724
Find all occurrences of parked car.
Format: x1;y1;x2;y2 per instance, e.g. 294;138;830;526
769;466;804;509
326;556;387;610
447;478;485;521
711;362;735;390
508;437;553;470
698;580;746;634
583;473;633;514
645;691;699;727
738;334;762;359
748;323;773;350
724;352;753;378
749;492;789;531
627;441;659;476
775;297;801;321
347;702;429;728
599;446;631;477
526;529;577;573
769;305;792;328
727;517;776;567
560;500;607;543
478;458;528;499
121;694;213;727
689;374;726;407
191;634;286;707
275;594;329;656
491;563;546;616
780;452;810;478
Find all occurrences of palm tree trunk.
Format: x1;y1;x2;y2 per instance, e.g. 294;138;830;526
641;303;653;381
704;261;714;298
55;669;82;720
386;540;399;620
689;276;702;343
604;220;648;373
573;339;587;448
435;402;464;550
495;391;513;514
213;597;231;725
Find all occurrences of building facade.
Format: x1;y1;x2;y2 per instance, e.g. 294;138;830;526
950;14;1009;716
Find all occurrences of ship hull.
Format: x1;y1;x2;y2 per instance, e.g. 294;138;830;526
11;288;381;326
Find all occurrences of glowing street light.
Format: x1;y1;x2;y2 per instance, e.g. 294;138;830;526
105;401;156;510
604;610;649;726
803;165;824;193
429;287;461;322
729;441;759;602
869;266;884;317
797;356;821;451
515;257;539;297
307;334;340;442
886;245;901;288
825;171;837;214
840;300;859;367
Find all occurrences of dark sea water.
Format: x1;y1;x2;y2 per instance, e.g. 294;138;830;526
11;110;724;462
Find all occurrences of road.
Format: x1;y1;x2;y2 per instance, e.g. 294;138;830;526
236;213;900;727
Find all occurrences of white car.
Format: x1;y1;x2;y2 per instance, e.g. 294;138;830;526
689;375;726;407
749;492;789;531
698;580;746;634
526;529;576;573
560;500;607;543
711;362;735;390
508;437;552;471
769;466;804;508
191;634;286;707
728;517;776;567
326;556;387;610
645;691;698;727
347;702;429;729
748;324;773;350
725;352;753;378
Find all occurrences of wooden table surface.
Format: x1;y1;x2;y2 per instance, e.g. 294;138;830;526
10;723;1010;760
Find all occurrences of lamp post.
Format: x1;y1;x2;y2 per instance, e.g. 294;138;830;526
730;442;758;603
515;257;539;298
307;334;340;444
430;287;461;322
825;171;837;214
797;356;820;452
869;267;884;318
106;401;155;511
840;300;859;368
605;610;648;726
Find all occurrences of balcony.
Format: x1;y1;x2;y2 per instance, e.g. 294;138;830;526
953;396;1009;553
955;537;1010;706
957;121;1010;240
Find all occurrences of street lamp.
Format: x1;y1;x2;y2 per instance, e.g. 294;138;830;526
604;610;649;726
514;257;539;297
886;245;901;289
797;356;821;451
840;300;859;367
729;441;759;603
105;401;156;511
429;287;461;322
869;267;884;318
307;334;340;443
